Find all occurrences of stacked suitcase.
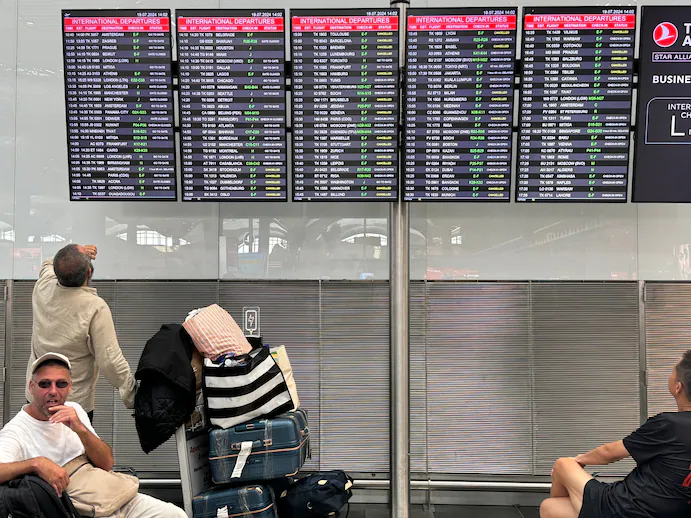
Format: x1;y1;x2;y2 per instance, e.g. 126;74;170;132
192;409;310;517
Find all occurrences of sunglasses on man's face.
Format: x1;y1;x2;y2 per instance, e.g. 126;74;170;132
37;380;69;389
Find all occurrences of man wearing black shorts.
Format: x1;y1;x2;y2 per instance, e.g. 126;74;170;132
540;350;691;518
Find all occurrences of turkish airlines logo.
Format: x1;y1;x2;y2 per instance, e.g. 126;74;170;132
654;22;679;47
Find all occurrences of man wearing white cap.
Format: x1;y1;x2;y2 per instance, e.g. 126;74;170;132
0;352;186;517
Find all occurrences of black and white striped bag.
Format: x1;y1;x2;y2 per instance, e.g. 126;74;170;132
202;342;295;429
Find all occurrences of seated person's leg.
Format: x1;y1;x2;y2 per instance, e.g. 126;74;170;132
540;458;593;518
540;497;578;518
119;493;187;518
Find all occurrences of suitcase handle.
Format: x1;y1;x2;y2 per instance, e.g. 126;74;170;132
231;438;273;450
234;422;266;432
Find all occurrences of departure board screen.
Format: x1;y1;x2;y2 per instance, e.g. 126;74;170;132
517;7;636;202
177;10;287;201
404;8;517;201
633;6;691;202
291;9;400;201
62;10;176;200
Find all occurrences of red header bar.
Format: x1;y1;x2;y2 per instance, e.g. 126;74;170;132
524;14;636;30
178;17;284;32
292;16;398;32
64;17;170;32
408;15;516;31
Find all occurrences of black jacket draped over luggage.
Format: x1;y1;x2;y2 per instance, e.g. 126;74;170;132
134;323;197;453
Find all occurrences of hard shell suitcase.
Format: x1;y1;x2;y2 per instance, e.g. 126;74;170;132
192;484;277;518
209;408;309;484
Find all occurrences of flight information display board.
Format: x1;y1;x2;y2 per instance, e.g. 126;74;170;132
404;8;517;201
517;7;636;202
177;10;287;201
291;9;400;201
62;10;176;200
633;6;691;202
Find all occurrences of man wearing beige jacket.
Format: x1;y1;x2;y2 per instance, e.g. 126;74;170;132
25;244;136;421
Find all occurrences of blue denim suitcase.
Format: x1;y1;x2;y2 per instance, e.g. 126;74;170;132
209;408;309;484
192;485;277;518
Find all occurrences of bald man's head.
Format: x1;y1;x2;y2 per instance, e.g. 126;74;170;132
54;244;92;287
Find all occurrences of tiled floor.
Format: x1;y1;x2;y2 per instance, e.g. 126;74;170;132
347;505;540;518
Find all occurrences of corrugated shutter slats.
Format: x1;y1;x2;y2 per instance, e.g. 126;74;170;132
1;279;645;479
320;281;390;473
90;281;116;446
531;282;639;476
409;281;427;475
424;283;533;475
219;281;321;471
9;282;32;418
644;284;691;416
114;281;218;471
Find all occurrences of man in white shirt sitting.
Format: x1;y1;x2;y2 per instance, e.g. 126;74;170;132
0;352;186;518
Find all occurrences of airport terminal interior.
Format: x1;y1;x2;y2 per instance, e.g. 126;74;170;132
1;0;691;516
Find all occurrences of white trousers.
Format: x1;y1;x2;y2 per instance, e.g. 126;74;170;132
102;493;188;518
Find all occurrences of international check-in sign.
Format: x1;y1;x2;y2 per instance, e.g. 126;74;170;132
634;6;691;202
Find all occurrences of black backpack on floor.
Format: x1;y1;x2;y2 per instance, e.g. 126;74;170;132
0;475;80;517
277;470;354;518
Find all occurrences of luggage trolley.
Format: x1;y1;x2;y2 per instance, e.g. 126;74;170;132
176;402;211;517
176;308;262;516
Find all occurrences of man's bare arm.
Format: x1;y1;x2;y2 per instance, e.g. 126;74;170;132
575;440;630;466
75;427;114;472
0;458;71;495
49;406;114;472
0;458;42;485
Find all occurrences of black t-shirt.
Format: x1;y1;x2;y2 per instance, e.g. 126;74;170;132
601;411;691;518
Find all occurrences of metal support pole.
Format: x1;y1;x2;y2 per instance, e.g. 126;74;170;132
390;1;409;516
639;281;648;424
390;200;410;518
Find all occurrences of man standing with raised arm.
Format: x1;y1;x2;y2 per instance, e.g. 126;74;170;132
25;244;136;421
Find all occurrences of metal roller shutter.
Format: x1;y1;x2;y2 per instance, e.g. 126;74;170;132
644;283;691;416
409;281;427;475
425;282;532;475
7;281;117;437
219;280;321;470
9;281;32;418
319;281;390;473
531;282;639;476
114;281;218;472
90;281;116;445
